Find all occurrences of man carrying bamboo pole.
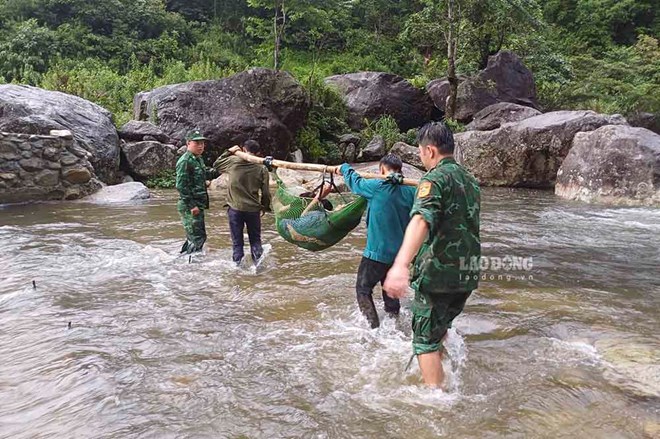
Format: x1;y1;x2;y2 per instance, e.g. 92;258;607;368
213;140;271;265
384;122;481;388
335;154;416;328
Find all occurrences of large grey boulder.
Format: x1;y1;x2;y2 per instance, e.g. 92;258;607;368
120;141;178;180
0;84;120;183
134;68;309;164
82;182;150;203
338;133;361;163
390;142;423;170
466;102;542;131
118;120;170;143
424;75;467;116
427;51;539;122
325;72;434;131
556;125;660;206
455;111;627;187
358;135;386;162
626;112;660;135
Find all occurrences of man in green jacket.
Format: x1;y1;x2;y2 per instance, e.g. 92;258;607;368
384;122;481;388
213;140;271;265
336;154;416;328
175;130;219;254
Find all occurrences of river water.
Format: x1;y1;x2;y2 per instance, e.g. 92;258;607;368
0;188;658;438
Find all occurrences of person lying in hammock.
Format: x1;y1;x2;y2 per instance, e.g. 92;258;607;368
300;184;334;213
274;175;364;251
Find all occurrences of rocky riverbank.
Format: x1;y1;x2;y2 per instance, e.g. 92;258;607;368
1;51;658;207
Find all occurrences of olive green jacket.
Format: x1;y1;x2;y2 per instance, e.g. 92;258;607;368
213;151;272;213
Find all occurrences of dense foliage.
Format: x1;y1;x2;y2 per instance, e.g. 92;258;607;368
1;0;658;149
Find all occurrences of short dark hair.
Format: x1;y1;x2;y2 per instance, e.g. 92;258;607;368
380;154;403;173
243;139;261;154
416;122;454;154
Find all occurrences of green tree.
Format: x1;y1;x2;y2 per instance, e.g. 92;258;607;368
247;0;350;70
0;19;56;83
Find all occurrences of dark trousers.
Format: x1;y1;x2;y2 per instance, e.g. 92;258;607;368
227;207;263;263
356;257;400;328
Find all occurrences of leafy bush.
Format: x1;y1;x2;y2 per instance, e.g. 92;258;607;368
443;118;466;134
145;169;177;189
360;116;403;150
0;19;56;84
294;75;349;162
1;0;656;144
536;36;660;115
402;128;418;145
40;55;239;126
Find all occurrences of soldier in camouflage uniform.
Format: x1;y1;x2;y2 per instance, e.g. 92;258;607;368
175;130;219;254
384;121;480;388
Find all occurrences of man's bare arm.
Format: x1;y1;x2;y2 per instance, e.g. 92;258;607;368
383;215;429;298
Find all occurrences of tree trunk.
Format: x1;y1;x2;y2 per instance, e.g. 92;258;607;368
478;35;491;70
273;4;281;70
446;0;458;119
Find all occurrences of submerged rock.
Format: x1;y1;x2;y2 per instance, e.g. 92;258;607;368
82;182;150;203
595;338;660;398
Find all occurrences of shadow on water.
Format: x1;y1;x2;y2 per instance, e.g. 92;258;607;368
0;188;658;438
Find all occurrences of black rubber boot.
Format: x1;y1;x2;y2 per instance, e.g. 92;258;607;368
357;294;380;329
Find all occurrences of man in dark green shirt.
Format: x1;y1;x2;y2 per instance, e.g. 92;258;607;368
213;140;271;264
384;121;481;388
175;130;220;254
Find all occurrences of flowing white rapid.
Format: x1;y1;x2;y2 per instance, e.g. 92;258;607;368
0;188;658;438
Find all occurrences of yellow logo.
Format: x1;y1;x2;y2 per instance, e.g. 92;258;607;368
417;181;432;198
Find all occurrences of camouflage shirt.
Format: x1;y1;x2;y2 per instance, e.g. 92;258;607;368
175;151;219;210
410;157;481;293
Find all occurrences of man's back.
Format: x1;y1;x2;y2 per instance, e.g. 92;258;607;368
214;155;271;212
340;164;415;264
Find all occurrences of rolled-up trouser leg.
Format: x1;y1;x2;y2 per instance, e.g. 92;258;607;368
227;207;245;263
178;202;207;254
411;290;472;356
244;211;263;262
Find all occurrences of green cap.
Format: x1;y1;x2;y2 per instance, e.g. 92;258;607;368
186;129;208;141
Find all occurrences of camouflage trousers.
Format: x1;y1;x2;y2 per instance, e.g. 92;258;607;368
411;290;472;355
177;200;207;254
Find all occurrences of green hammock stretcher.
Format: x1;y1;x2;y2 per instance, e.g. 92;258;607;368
272;170;367;251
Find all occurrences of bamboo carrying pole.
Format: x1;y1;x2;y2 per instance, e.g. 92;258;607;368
230;149;420;187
